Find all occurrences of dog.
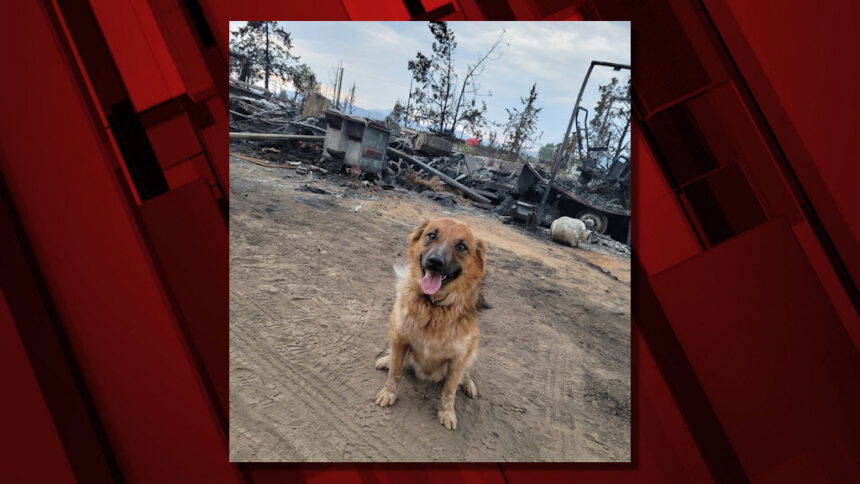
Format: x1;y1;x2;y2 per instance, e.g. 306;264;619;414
374;217;489;430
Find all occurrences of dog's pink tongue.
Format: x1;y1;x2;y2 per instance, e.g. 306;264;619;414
420;271;443;295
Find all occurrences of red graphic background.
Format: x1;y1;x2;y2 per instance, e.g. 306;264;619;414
0;1;857;482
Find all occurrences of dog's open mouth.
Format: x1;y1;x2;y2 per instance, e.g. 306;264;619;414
419;268;461;295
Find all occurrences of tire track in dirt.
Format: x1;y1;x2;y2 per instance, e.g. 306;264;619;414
230;290;386;459
231;319;404;461
231;290;445;461
230;368;319;461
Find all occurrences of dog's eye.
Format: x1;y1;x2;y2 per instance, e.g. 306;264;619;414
457;242;468;252
426;232;436;241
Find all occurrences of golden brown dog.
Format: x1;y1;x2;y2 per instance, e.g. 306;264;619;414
374;217;488;430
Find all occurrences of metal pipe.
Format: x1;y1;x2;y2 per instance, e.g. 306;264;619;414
575;107;589;162
229;133;325;141
287;121;326;133
387;147;491;205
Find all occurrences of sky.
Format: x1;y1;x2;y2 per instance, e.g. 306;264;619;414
229;21;630;149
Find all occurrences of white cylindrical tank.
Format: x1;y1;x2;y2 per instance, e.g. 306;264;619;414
550;217;593;247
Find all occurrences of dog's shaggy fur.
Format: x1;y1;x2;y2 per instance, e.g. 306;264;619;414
374;217;488;430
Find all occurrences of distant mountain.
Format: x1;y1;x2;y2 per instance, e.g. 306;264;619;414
270;88;390;120
346;106;391;121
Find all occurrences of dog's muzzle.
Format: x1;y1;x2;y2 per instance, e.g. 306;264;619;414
419;250;461;295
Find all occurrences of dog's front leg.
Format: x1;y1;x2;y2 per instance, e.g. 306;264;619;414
375;342;406;407
438;355;470;430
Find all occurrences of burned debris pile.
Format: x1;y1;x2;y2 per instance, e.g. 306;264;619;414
229;80;631;251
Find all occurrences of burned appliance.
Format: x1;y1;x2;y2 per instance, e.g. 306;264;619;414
323;110;391;174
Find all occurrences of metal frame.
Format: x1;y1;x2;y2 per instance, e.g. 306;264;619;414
537;60;631;225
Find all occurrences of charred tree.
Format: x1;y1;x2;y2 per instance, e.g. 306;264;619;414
230;21;299;90
502;83;542;160
407;22;504;138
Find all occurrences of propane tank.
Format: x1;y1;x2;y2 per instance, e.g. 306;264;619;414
550;217;593;247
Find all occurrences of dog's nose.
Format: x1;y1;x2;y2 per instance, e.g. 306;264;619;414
426;255;445;271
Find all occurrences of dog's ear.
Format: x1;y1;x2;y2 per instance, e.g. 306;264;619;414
409;219;430;244
475;238;487;271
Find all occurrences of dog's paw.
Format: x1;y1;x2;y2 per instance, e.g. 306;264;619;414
375;387;398;407
461;379;478;399
438;409;458;430
374;354;390;370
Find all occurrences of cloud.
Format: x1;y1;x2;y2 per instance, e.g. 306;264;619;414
233;21;630;145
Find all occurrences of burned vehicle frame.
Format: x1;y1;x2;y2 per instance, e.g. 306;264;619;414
532;60;632;243
511;162;630;242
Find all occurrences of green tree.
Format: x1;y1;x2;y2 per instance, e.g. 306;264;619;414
290;63;320;102
585;76;630;168
389;100;407;125
538;143;557;162
407;22;456;133
537;142;560;170
230;21;298;91
485;130;499;156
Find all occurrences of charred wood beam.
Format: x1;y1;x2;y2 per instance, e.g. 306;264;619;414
229;133;325;141
387;147;491;205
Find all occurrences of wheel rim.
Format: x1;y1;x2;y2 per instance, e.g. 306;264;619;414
577;210;608;234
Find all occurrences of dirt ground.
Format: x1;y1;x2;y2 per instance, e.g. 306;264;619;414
229;154;631;462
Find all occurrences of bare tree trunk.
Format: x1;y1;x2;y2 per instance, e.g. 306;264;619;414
345;82;356;114
612;115;630;162
440;49;453;133
596;96;616;148
239;58;251;83
264;22;270;90
404;78;413;128
511;118;525;160
448;31;505;137
334;64;343;109
449;76;469;137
